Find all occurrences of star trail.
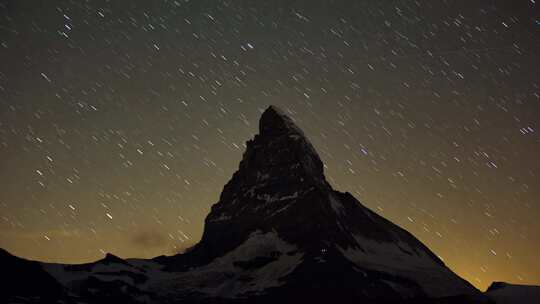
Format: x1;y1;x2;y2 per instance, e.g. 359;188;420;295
0;0;539;290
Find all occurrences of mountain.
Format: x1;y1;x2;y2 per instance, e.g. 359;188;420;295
157;105;482;303
0;248;66;303
485;282;540;304
2;105;534;304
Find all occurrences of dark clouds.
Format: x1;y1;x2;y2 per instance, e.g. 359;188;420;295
130;230;168;249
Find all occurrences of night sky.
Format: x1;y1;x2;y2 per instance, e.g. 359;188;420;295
1;0;539;290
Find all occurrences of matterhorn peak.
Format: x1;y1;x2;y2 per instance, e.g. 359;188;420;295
259;105;305;137
169;105;480;301
244;105;325;182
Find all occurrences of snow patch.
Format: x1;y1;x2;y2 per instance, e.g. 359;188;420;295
328;193;345;214
209;213;232;222
256;172;270;181
340;234;438;271
339;234;476;297
268;204;291;217
42;259;154;288
256;191;299;203
156;230;303;299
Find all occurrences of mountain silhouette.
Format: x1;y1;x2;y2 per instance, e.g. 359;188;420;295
0;106;535;304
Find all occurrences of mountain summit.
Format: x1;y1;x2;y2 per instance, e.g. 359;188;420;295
2;106;495;304
160;105;481;302
181;106;331;264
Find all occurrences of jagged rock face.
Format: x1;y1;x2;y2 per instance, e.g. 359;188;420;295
165;106;480;302
191;106;331;263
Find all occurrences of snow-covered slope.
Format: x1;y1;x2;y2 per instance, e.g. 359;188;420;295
41;253;161;303
151;230;303;300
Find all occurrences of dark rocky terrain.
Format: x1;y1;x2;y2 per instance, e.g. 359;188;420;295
484;282;540;304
